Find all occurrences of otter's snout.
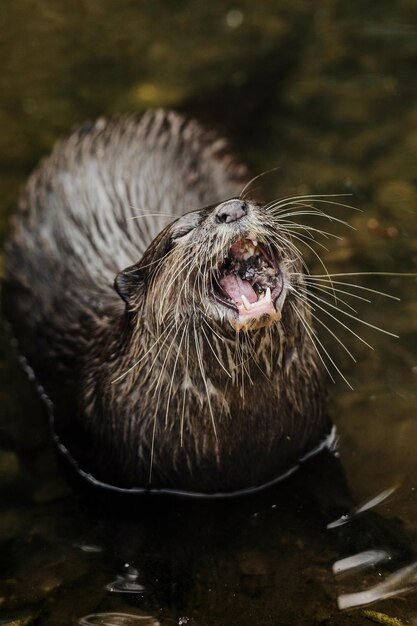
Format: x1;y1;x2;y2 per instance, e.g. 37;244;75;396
215;199;247;224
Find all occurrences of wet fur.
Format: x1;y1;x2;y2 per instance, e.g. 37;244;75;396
3;110;329;492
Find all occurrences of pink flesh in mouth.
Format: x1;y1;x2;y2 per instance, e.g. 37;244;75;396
219;274;277;321
219;274;257;304
216;238;283;328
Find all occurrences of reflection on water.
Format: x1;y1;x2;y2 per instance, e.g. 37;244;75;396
327;484;399;529
106;566;145;595
333;549;392;575
1;0;417;624
330;488;417;612
76;544;104;554
338;561;417;610
78;614;159;626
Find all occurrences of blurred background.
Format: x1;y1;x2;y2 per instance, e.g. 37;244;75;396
1;1;417;624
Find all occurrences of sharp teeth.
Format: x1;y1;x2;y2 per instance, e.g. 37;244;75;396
242;244;255;259
241;288;272;311
241;294;251;310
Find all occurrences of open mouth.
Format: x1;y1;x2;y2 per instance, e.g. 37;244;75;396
212;238;284;330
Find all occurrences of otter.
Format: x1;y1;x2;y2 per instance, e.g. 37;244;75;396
3;110;331;495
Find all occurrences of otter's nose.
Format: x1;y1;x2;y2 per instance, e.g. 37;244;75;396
215;200;248;224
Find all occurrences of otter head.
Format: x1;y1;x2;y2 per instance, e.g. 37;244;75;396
115;198;302;334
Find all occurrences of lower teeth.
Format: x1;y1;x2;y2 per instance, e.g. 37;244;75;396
240;287;272;311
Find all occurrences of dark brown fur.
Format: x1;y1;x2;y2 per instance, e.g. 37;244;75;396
3;110;329;492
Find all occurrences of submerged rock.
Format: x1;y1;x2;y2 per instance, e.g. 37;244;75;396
0;449;19;485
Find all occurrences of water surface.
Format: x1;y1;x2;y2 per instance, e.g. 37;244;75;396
1;1;417;624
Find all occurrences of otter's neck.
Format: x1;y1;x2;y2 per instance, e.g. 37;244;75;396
82;308;327;490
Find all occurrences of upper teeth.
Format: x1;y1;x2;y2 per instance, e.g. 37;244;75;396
239;239;260;257
242;244;256;259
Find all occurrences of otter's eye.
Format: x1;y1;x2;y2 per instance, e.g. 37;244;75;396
171;212;201;241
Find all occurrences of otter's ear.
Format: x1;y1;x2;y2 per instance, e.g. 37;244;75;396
114;265;144;305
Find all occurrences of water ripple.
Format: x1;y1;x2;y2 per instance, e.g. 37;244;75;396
106;566;145;594
79;613;159;626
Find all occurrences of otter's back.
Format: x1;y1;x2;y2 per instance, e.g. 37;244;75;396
3;110;246;374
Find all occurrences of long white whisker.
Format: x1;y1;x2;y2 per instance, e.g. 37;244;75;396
265;194;360;214
127;213;174;221
270;206;355;231
127;204;175;218
278;221;344;241
274;228;337;300
290;303;337;385
292;290;357;362
165;323;188;427
304;283;360;312
193;321;217;439
306;289;399;339
297;275;400;301
239;167;280;200
180;329;190;447
111;321;175;383
201;323;232;378
308;272;416;278
149;322;184;480
293;302;353;388
289;286;375;350
305;281;372;303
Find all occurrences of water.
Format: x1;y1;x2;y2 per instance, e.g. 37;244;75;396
1;1;417;624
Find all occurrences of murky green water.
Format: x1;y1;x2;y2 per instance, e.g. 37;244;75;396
1;1;417;624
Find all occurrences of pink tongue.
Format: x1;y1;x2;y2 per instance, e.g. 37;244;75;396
219;275;257;304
